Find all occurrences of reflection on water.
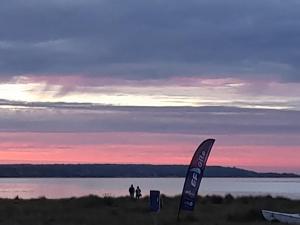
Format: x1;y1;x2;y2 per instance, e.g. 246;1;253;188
0;178;299;199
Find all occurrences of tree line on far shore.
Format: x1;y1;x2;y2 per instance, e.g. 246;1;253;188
0;164;298;178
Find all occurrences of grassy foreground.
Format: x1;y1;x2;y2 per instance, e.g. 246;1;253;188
0;195;299;225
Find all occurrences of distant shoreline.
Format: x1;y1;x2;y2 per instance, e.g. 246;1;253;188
1;176;300;178
0;164;298;178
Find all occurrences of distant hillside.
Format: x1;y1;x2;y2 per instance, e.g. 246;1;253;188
0;164;298;178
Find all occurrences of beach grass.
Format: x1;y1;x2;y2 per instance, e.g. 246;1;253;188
0;195;299;225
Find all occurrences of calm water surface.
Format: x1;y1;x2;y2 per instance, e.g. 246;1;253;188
0;178;299;199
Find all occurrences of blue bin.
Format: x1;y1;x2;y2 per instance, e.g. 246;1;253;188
150;190;160;212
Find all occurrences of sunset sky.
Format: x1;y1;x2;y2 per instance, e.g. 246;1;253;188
1;0;300;173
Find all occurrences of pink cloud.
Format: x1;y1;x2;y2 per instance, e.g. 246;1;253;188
0;132;299;173
209;145;300;173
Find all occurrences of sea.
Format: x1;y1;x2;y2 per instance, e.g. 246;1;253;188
0;177;299;199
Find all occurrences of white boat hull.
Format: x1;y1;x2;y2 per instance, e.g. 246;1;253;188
262;210;300;224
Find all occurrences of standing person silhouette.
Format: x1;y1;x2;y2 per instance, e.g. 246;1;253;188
135;186;142;199
129;184;135;199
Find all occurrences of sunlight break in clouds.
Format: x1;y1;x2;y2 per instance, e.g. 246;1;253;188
1;76;300;109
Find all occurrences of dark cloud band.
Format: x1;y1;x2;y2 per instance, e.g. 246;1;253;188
1;0;300;81
1;100;300;135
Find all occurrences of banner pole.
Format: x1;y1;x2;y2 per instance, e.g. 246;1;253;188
177;145;196;222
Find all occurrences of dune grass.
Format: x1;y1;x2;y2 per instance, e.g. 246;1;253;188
0;195;299;225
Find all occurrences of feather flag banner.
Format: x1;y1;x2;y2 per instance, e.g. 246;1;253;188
178;139;215;217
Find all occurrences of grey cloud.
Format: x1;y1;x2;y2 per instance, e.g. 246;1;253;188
1;100;300;136
0;98;298;112
1;0;300;81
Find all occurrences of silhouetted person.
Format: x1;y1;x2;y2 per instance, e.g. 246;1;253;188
160;195;163;209
135;186;142;199
129;184;135;199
